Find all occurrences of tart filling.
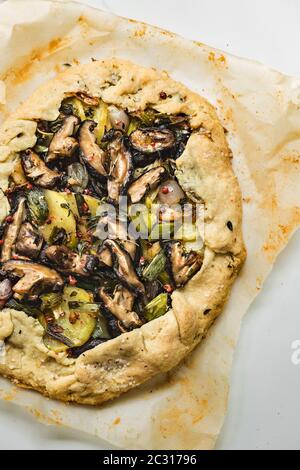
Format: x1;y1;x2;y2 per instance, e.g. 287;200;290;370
0;98;204;357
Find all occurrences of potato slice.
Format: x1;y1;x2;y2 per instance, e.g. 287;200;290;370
40;190;77;248
40;287;98;352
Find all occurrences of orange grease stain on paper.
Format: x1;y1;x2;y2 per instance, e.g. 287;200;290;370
262;209;300;261
2;37;69;87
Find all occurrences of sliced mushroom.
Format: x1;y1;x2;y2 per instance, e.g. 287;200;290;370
97;245;113;267
15;222;43;259
165;241;203;288
99;285;141;329
107;131;133;203
78;120;107;177
2;260;63;300
0;198;26;262
130;127;175;166
46;115;79;162
44;245;99;276
128;166;167;203
95;216;136;265
21;149;60;188
104;239;145;295
73;92;100;107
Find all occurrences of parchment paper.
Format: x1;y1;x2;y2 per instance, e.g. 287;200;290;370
0;0;300;450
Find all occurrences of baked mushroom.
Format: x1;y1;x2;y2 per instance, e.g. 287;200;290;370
21;149;60;188
128;166;167;203
107;131;133;203
97;245;113;267
98;284;141;329
0;198;26;262
104;239;145;295
44;245;99;276
2;260;63;300
72;92;100;107
165;241;203;288
15;222;43;259
46;115;80;162
129;127;175;166
78;120;107;177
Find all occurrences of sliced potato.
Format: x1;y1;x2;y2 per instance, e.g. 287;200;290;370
40;286;98;352
84;194;102;217
40;190;77;248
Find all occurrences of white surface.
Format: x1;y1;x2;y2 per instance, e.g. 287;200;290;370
0;0;300;450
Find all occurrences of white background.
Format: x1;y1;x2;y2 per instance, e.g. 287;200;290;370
0;0;300;450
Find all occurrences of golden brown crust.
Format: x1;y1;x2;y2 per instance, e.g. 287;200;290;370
0;58;246;405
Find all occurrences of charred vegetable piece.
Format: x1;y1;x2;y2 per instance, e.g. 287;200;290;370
68;338;105;358
67;162;88;192
78;120;107;177
40;286;97;351
0;279;12;307
15;222;43;259
26;188;49;226
40;291;63;311
107;131;133;203
92;314;111;340
2;260;63;300
130;128;175;165
165;241;203;288
128;166;167;203
99;285;141;329
21;150;60;188
104;239;145;295
144;293;168;321
45;245;99;276
6;297;41;317
142;251;166;281
0;198;25;262
46;115;80;162
40;190;77;248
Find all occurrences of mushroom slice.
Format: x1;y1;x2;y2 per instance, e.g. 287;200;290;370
107;131;133;203
21;150;60;188
46;115;80;162
104;239;145;295
44;245;99;276
130;128;175;165
99;285;141;329
78;120;107;177
165;241;203;288
95;216;136;265
73;92;100;107
15;222;43;259
97;245;113;267
2;260;63;300
0;198;26;262
128;166;167;203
